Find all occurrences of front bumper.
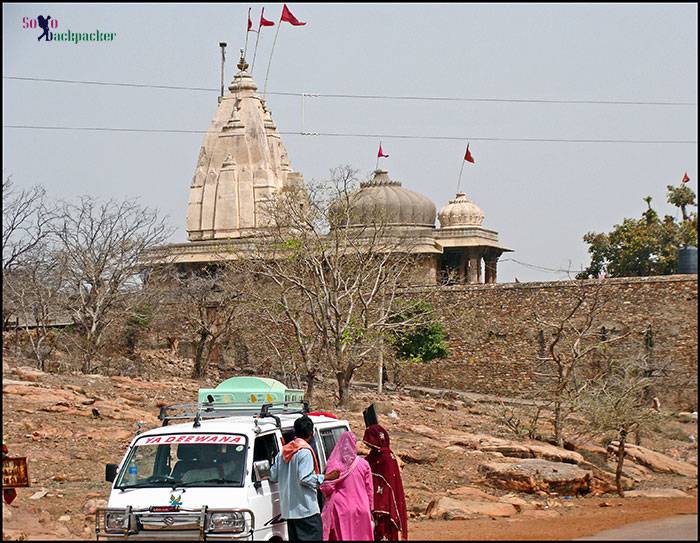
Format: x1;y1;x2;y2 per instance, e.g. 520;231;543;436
96;507;255;541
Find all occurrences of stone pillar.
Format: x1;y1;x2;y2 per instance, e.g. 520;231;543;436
485;257;498;284
476;252;482;283
459;251;467;283
467;250;479;284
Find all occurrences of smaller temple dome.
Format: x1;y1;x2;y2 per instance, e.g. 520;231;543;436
335;170;436;228
438;192;485;228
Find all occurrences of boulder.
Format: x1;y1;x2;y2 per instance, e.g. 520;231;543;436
478;458;592;495
398;447;438;465
445;433;583;464
606;460;653;482
607;442;697;478
579;461;635;494
446;486;499;502
481;440;584;465
425;496;517;520
677;412;697;423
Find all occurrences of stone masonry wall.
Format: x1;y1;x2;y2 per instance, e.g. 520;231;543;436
358;275;698;409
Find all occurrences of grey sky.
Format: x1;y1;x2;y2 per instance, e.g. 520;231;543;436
2;2;697;282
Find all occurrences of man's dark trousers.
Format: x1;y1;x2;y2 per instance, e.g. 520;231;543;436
286;514;322;541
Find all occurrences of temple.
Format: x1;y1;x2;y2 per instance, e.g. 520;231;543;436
153;53;512;283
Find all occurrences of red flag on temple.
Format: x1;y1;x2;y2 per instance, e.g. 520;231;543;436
259;7;275;27
464;143;475;164
280;4;306;26
682;172;690;183
247;7;253;32
378;142;389;158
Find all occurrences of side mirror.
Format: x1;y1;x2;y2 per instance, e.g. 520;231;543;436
105;463;118;483
253;460;271;482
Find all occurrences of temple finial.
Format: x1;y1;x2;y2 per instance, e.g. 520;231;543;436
237;49;249;72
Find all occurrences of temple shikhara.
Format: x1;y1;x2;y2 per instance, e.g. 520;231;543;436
154;53;512;284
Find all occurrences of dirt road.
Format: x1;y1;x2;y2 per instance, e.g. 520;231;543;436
576;514;697;540
409;497;697;540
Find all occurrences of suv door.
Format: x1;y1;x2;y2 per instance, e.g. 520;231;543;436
247;431;284;540
315;424;351;468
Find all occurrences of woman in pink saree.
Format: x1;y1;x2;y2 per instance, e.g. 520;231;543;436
320;431;374;541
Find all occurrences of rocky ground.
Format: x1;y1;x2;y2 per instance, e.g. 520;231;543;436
2;350;698;540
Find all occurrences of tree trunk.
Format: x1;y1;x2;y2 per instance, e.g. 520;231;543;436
615;428;627;498
305;371;316;403
192;331;209;379
553;400;563;447
336;371;352;408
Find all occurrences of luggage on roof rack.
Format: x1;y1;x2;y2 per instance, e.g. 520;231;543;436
158;400;310;427
158;376;309;428
197;376;304;406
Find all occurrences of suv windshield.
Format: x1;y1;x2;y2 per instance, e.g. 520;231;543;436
115;433;247;489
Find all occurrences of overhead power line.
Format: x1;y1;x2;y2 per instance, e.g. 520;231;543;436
3;76;697;107
2;124;697;144
500;258;579;274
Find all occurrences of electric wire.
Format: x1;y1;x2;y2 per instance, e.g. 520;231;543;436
2;125;696;145
3;76;697;107
500;258;579;274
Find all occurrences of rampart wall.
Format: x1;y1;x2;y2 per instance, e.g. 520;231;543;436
357;275;698;408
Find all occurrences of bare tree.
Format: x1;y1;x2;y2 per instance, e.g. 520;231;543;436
533;282;631;447
2;179;56;330
3;243;67;369
152;266;244;379
2;178;55;272
579;355;661;497
53;196;172;373
232;166;433;406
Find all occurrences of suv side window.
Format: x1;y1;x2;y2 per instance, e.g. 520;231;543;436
253;433;279;476
318;426;349;463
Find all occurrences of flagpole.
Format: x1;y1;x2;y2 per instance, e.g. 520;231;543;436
243;9;251;59
263;22;282;98
457;159;465;193
250;23;263;74
375;141;381;170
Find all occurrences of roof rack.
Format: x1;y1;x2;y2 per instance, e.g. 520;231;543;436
158;400;310;428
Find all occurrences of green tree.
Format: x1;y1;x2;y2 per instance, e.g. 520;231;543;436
578;185;698;279
666;184;697;222
390;301;448;363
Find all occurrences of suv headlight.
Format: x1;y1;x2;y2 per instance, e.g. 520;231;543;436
208;511;246;533
104;511;129;532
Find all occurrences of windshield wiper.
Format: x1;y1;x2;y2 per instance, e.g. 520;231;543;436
177;478;241;487
120;476;183;489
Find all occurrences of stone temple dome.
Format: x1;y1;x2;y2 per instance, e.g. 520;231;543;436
338;169;436;228
438;192;485;228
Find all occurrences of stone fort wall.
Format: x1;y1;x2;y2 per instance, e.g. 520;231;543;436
357;275;698;408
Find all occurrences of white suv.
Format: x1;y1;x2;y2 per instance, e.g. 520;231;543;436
96;400;350;541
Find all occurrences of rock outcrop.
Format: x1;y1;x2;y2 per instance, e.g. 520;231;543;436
478;458;592;495
607;442;697;478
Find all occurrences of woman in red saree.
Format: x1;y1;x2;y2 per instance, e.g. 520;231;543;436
362;424;408;541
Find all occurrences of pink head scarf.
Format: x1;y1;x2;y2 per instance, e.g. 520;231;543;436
324;431;359;483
